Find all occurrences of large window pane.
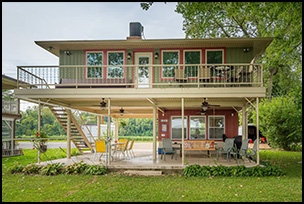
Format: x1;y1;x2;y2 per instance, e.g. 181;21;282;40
87;52;103;78
108;52;124;78
206;50;223;64
208;116;225;139
171;116;187;140
162;51;179;77
185;51;200;77
190;116;206;140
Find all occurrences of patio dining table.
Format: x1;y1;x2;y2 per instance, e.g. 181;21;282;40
110;142;126;161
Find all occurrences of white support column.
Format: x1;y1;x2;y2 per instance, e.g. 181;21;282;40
66;109;71;159
114;118;119;142
107;98;111;166
97;116;101;140
181;98;185;165
153;106;157;162
256;97;260;165
241;106;246;140
37;102;41;164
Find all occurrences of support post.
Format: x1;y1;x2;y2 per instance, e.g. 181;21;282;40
256;97;260;165
107;98;111;166
242;106;246;140
114;118;119;142
153;106;157;162
181;98;185;165
66;109;71;159
37;102;41;164
97;116;101;140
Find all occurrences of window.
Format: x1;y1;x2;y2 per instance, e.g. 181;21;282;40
185;50;201;77
108;52;124;78
206;50;223;64
86;52;103;78
162;51;179;78
171;116;187;140
190;116;206;140
208;116;225;140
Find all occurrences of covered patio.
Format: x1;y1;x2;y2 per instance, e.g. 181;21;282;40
38;142;265;171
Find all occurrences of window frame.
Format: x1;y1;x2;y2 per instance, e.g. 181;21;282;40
86;51;104;79
208;115;225;140
183;49;202;79
205;49;224;65
170;115;188;140
161;50;180;79
189;115;206;140
107;51;125;79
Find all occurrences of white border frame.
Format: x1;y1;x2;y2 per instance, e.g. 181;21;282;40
86;51;104;79
208;115;225;140
170;115;188;140
205;49;224;64
107;50;125;79
189;115;206;140
161;50;180;79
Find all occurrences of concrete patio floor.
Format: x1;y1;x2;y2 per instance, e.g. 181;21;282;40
37;142;266;170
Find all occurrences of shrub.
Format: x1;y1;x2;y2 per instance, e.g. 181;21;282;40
84;164;107;175
8;162;24;174
251;96;302;151
183;163;285;177
63;161;89;175
22;164;42;175
40;163;64;176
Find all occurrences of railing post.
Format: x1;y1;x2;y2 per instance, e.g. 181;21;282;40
17;67;19;88
76;66;78;89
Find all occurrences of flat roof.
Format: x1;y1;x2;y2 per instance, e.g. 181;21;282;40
35;37;274;58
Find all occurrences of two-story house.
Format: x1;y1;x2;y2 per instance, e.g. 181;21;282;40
14;22;273;166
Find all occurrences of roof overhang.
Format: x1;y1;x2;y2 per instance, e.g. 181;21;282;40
35;37;274;58
2;75;30;89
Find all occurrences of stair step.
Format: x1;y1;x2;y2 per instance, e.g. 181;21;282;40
124;170;163;176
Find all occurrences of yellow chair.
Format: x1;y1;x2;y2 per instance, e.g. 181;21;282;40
93;140;107;161
117;140;129;160
117;139;128;151
127;139;135;158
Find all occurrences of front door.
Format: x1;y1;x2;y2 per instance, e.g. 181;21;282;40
135;52;153;88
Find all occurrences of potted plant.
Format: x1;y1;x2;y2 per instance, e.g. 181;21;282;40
31;130;49;153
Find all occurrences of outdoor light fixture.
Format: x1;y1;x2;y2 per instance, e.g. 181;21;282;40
243;48;250;53
154;52;159;59
127;52;132;60
47;46;54;51
64;50;72;56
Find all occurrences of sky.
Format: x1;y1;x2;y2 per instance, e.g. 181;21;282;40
2;2;185;110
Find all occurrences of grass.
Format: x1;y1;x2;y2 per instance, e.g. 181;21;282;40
2;149;302;202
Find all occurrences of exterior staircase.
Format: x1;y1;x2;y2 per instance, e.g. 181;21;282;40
49;106;95;154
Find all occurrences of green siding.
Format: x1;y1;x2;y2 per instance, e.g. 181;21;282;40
59;50;84;80
226;47;253;63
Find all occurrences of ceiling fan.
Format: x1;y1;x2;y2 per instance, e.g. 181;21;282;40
90;98;107;110
196;98;220;115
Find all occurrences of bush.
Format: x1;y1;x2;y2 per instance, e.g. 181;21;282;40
252;96;302;151
8;162;24;174
22;164;42;175
40;163;64;176
84;164;107;175
64;161;89;175
183;163;285;177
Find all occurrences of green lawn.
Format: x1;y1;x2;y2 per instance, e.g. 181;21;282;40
2;149;302;202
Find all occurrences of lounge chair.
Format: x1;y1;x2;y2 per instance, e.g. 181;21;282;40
161;138;177;161
216;138;235;161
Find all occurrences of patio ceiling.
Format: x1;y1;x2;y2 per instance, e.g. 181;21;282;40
25;96;254;118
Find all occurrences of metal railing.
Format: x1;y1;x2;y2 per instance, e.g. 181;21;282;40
17;63;263;89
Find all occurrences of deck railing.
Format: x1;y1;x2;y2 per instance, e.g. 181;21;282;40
17;64;263;89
